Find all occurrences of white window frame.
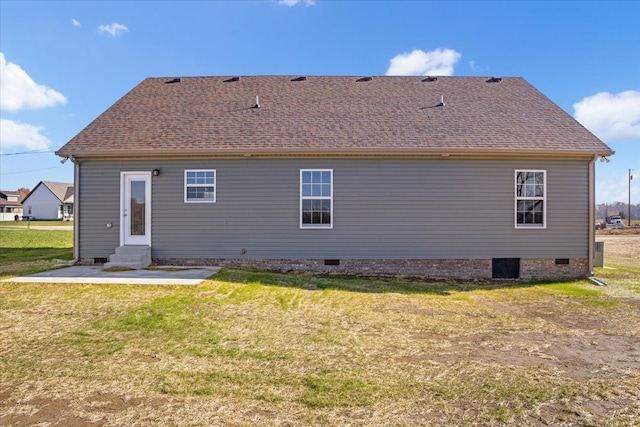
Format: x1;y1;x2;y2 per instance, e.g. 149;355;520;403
300;169;333;229
184;169;216;203
514;170;546;229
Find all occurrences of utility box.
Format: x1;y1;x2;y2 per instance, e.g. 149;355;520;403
594;241;604;267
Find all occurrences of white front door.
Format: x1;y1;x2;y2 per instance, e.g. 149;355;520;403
121;172;151;246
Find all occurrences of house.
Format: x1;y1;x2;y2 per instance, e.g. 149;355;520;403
56;76;613;279
0;191;24;221
20;181;74;220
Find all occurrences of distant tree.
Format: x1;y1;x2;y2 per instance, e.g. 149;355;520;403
595;202;640;222
17;187;30;202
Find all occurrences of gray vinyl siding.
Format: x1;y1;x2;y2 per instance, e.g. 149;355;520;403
77;160;121;256
77;158;590;260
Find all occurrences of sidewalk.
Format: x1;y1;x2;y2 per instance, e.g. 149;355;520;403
2;265;220;285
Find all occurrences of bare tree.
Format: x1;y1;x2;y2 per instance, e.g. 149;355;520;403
17;187;30;203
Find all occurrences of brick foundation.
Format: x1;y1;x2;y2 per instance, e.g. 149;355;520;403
520;258;590;280
154;258;490;279
153;257;590;280
79;255;592;280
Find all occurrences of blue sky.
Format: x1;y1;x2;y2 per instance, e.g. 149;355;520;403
1;0;638;204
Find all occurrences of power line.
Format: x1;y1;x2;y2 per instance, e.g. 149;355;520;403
0;165;68;176
0;148;60;156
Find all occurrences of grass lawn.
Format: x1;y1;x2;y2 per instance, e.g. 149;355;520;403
0;228;73;276
0;220;74;227
0;231;638;426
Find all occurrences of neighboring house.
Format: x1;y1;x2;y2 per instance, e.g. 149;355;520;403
0;191;24;221
56;76;613;279
20;181;74;220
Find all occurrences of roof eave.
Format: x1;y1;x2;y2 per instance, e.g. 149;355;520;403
56;147;615;160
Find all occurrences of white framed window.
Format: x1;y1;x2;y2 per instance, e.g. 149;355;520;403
300;169;333;228
184;170;216;203
515;170;546;228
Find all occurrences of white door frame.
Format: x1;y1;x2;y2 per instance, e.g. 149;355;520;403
120;171;152;246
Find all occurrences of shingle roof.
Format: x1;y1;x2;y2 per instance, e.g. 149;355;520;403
0;191;22;208
57;76;613;158
0;191;20;200
0;191;22;209
22;181;74;204
63;186;74;204
42;181;73;203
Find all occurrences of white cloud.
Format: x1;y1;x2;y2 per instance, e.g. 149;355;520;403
468;60;489;73
574;91;640;143
98;22;129;37
0;119;52;151
596;166;640;204
0;52;67;112
277;0;316;6
72;18;81;27
386;48;462;76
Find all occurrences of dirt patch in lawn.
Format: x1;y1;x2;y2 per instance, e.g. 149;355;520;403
0;388;170;427
596;227;640;236
598;234;640;260
407;329;640;380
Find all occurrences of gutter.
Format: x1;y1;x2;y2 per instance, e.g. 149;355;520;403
588;155;596;274
72;159;80;263
55;147;615;160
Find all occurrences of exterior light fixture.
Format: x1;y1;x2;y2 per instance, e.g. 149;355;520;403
152;169;160;176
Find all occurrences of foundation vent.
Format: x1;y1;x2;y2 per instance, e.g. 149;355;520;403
492;258;520;279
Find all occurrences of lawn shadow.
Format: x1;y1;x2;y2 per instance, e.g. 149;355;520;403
0;247;73;262
0;247;74;277
214;267;564;296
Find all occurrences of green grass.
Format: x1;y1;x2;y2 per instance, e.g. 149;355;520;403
0;229;73;276
214;267;539;296
0;220;73;227
300;368;379;408
0;230;638;426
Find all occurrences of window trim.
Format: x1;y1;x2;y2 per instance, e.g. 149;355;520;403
184;169;216;203
300;169;333;229
514;169;546;229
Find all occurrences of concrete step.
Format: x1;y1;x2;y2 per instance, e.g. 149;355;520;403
114;245;151;255
103;246;151;270
103;261;148;270
108;253;147;263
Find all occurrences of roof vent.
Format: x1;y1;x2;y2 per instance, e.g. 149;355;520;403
422;76;438;82
291;76;307;82
165;78;181;84
356;76;373;82
486;77;502;83
437;95;445;107
224;76;240;83
253;95;260;109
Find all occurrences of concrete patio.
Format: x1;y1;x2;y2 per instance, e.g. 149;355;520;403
2;265;220;285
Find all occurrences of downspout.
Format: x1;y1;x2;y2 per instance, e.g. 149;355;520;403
72;159;80;263
588;155;596;275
